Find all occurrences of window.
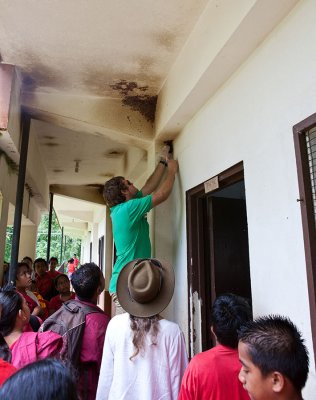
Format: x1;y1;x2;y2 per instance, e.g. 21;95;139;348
293;114;316;364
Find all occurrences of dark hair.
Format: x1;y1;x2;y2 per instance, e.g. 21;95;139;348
34;258;48;268
49;257;58;264
21;256;32;263
54;274;69;288
16;262;32;279
103;176;127;207
71;263;101;301
238;315;309;391
0;358;78;400
68;258;74;264
0;285;23;361
211;293;252;348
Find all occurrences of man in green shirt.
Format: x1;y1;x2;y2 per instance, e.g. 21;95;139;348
103;150;178;313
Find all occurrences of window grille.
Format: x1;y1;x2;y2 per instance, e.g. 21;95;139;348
306;126;316;228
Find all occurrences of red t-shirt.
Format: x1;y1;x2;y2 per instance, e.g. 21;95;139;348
67;263;75;274
18;291;38;313
178;344;250;400
47;270;61;280
36;273;53;300
48;292;76;313
0;358;16;386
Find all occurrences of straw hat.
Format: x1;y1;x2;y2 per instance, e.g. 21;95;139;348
116;258;175;317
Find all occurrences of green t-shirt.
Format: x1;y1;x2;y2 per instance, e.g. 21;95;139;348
109;191;153;293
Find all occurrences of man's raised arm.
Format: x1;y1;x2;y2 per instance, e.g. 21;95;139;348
151;159;178;207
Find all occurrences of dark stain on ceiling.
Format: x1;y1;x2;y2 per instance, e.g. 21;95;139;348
109;80;157;122
122;95;157;123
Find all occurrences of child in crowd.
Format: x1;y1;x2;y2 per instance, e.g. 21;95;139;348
47;257;61;280
179;293;252;400
48;274;75;315
21;256;33;270
238;315;309;400
15;262;43;319
34;258;54;301
0;286;62;369
0;358;78;400
96;258;188;400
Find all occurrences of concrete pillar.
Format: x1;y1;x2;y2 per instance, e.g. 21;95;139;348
0;194;9;283
91;223;99;264
0;64;14;130
104;207;113;289
18;224;38;261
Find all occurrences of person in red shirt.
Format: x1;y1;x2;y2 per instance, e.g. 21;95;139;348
67;258;75;280
48;274;75;315
178;294;252;400
73;254;79;269
0;358;16;386
47;257;61;280
0;287;62;370
70;263;110;400
34;259;54;301
15;262;43;318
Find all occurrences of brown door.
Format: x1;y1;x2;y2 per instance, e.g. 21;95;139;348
209;196;251;299
187;163;252;356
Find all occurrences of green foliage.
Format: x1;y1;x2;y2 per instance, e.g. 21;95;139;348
4;212;81;264
4;226;13;262
36;212;81;263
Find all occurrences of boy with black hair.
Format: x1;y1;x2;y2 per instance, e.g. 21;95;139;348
47;257;61;280
41;263;110;400
238;315;309;400
178;293;252;400
70;263;110;400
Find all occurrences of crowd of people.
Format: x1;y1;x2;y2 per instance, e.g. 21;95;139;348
0;149;311;399
0;254;310;400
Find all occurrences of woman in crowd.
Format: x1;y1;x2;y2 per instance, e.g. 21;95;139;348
0;286;62;369
0;358;78;400
15;262;43;319
34;258;54;301
96;258;188;400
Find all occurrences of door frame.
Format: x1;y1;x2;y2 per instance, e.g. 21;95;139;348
186;161;244;358
293;114;316;365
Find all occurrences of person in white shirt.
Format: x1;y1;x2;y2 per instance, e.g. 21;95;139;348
96;258;188;400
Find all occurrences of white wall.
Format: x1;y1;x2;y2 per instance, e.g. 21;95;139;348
170;0;316;396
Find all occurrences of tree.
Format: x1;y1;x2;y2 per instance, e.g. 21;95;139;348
4;212;81;265
36;212;81;263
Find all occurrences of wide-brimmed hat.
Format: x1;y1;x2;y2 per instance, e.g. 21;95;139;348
116;258;175;317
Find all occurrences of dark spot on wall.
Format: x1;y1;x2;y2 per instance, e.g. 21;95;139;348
43;142;60;147
155;31;176;51
23;75;37;90
109;80;139;96
53;169;64;173
122;95;157;123
104;149;125;158
43;135;55;140
99;172;113;177
20;54;67;94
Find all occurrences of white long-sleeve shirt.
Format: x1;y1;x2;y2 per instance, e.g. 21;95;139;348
96;313;188;400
